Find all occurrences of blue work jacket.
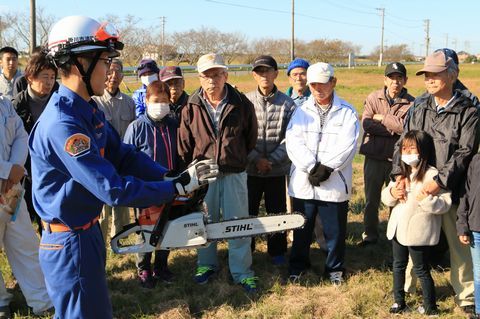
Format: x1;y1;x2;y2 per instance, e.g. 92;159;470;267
28;85;176;228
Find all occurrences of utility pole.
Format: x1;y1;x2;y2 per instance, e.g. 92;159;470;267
445;33;449;47
30;0;36;54
376;8;385;67
160;16;166;66
424;19;430;57
290;0;295;60
452;38;458;51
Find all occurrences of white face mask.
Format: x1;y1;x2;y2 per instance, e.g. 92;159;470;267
401;154;420;167
147;102;170;121
141;74;159;86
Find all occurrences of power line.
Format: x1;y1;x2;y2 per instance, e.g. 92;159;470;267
204;0;378;29
384;17;421;29
321;0;376;15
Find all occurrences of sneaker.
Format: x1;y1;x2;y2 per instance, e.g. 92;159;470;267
389;303;406;314
272;255;286;266
153;268;175;284
194;266;215;285
138;270;155;289
240;276;258;294
417;305;438;317
329;271;344;286
0;305;11;319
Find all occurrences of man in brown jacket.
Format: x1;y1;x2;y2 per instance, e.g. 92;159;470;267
359;62;414;245
178;53;259;293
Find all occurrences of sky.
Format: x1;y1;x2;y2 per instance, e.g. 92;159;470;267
1;0;479;56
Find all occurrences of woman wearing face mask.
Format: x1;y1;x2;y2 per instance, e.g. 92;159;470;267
132;58;160;118
381;130;452;315
124;80;179;288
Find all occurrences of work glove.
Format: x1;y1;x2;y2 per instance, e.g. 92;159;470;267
308;162;333;186
167;159;219;195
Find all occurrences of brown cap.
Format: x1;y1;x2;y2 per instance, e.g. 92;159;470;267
416;51;454;76
159;66;183;82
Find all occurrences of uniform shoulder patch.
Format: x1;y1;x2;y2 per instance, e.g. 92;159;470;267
64;133;91;156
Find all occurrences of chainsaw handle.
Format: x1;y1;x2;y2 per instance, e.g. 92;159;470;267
110;223;155;255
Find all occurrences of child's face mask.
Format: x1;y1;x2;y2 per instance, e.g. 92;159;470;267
401;154;420;167
147;102;170;121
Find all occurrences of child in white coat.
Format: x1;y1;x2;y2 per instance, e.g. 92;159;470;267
382;130;451;315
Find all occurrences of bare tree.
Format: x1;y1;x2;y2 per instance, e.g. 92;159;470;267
217;32;247;64
249;38;291;63
2;7;55;51
369;44;414;62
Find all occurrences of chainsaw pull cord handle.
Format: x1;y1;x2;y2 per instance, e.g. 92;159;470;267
149;202;172;247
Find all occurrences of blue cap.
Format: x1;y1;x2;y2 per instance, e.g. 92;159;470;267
137;58;160;77
287;58;310;76
434;48;459;66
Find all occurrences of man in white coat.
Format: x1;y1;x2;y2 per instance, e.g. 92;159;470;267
0;96;52;318
286;62;359;285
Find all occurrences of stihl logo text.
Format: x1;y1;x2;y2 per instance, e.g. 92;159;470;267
184;223;198;228
225;224;253;233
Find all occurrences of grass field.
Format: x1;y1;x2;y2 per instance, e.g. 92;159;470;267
3;64;480;318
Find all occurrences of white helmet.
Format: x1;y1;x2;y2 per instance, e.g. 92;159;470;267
48;15;123;65
47;15;124;96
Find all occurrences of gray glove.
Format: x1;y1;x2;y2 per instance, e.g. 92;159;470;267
170;159;219;195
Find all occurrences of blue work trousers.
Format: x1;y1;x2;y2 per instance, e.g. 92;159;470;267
39;224;112;319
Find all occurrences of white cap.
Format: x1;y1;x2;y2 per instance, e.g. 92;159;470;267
197;53;228;73
307;62;334;84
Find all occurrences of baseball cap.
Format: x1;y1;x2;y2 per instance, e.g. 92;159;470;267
385;62;407;77
287;58;310;75
307;62;334;84
137;58;159;77
159;66;183;82
252;55;278;71
416;51;455;76
197;53;228;73
434;48;459;65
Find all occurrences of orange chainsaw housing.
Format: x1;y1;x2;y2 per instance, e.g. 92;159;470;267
137;197;192;226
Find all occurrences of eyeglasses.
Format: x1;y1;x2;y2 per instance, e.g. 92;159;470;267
98;57;113;66
199;72;225;81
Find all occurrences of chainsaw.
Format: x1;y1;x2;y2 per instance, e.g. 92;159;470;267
110;192;305;255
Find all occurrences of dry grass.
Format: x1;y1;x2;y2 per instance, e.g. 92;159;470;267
3;65;480;318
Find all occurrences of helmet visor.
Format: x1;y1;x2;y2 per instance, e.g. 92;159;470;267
95;22;119;42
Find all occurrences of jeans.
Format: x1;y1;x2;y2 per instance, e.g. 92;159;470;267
470;231;480;314
248;175;287;256
392;237;436;311
289;198;348;275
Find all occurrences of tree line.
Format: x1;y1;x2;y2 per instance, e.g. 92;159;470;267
0;12;415;65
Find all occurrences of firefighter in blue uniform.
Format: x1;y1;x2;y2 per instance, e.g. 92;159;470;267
28;16;218;319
